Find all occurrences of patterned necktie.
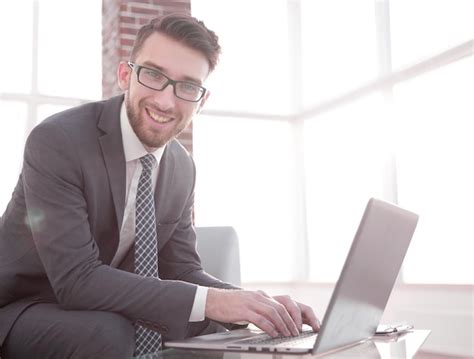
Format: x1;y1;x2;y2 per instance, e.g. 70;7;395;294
134;154;162;356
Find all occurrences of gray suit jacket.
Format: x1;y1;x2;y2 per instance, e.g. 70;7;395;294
0;95;235;347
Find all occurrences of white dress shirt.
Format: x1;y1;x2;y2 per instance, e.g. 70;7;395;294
110;103;207;322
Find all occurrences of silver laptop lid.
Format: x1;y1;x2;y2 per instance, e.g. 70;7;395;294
313;198;418;354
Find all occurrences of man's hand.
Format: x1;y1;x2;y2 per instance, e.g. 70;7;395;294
205;288;320;337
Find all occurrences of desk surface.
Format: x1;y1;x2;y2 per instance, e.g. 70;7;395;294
156;330;430;359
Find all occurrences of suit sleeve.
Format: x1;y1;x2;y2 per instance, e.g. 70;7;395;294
22;122;198;340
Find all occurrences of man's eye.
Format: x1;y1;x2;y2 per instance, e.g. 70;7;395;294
179;82;199;94
144;70;165;81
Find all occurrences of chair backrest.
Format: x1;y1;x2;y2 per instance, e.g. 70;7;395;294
195;226;241;286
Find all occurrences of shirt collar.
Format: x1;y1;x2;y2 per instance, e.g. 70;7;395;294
120;101;165;165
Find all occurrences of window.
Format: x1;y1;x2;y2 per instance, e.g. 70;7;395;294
0;0;101;213
37;0;102;99
191;0;300;282
300;0;378;106
192;0;474;285
191;0;291;114
193;116;296;281
390;0;474;68
0;101;28;208
0;2;33;93
304;94;388;282
395;57;474;284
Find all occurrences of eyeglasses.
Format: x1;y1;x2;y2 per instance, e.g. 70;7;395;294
127;62;207;102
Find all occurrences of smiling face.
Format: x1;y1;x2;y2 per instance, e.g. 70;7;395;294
117;32;210;151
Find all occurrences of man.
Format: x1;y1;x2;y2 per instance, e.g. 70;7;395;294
0;14;319;358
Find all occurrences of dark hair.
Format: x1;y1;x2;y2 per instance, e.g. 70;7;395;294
130;13;221;72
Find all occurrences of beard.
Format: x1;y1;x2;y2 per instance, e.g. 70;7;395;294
125;95;190;149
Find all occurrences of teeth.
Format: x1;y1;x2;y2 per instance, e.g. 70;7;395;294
148;109;171;123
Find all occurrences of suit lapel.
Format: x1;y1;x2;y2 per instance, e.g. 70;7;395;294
155;144;176;224
97;95;127;230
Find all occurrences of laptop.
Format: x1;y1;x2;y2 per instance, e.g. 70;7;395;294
165;198;419;355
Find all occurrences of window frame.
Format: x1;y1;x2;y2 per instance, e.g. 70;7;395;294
193;0;474;284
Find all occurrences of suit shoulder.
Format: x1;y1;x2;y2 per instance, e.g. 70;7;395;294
169;138;190;154
168;139;195;171
29;95;122;142
39;99;105;128
168;139;192;160
38;95;122;129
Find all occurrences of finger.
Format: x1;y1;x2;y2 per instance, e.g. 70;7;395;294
297;302;321;332
247;311;279;337
257;290;271;298
254;294;299;336
237;291;290;337
254;301;292;337
273;301;300;336
274;296;303;334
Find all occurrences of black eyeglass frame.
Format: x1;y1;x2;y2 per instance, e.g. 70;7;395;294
127;61;207;102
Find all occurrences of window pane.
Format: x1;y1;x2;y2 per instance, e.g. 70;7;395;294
395;57;474;284
193;116;296;282
37;0;102;100
0;1;33;93
304;94;388;282
301;0;378;107
191;0;291;114
391;0;474;68
0;101;28;214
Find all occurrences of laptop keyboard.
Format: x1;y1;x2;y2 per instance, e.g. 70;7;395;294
238;330;317;347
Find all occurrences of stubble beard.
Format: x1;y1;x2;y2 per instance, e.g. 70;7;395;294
125;97;189;150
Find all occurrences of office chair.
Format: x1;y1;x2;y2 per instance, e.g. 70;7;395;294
195;226;241;286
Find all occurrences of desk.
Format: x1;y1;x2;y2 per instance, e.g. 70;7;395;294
157;330;430;358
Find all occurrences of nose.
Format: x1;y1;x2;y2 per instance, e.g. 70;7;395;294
152;82;176;111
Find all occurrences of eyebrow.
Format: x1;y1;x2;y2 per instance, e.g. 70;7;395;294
141;61;203;85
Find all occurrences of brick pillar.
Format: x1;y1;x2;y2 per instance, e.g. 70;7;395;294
102;0;193;153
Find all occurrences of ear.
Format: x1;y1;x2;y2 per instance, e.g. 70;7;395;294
117;61;132;91
196;90;211;114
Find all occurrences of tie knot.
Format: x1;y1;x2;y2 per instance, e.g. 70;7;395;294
140;154;156;173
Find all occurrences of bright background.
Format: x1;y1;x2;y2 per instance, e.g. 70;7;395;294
0;1;472;356
1;0;472;285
